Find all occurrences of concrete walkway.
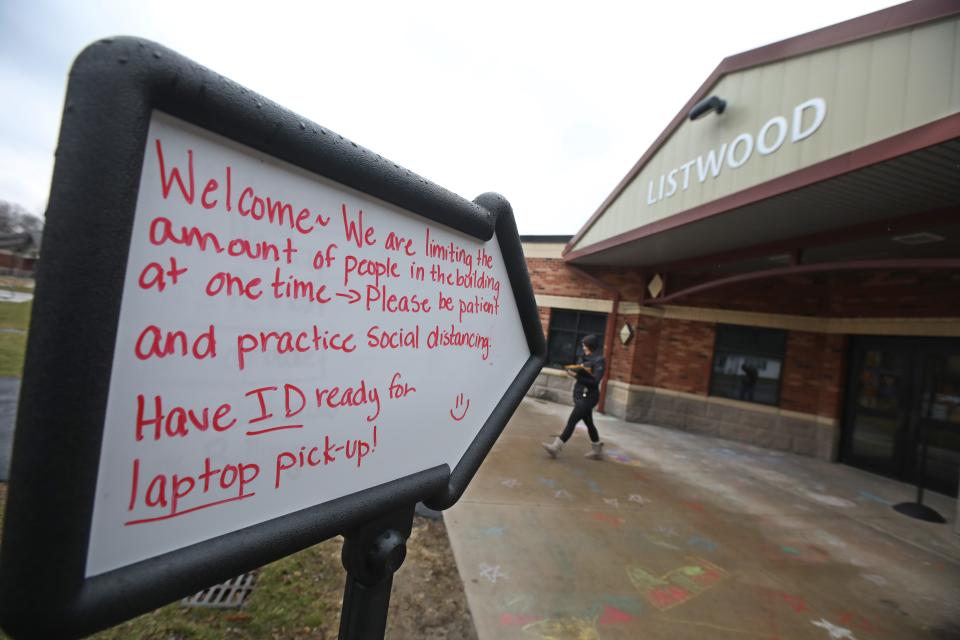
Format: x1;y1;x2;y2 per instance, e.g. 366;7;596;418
444;397;960;640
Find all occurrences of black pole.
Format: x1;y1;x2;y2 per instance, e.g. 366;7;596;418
338;504;416;640
893;418;946;524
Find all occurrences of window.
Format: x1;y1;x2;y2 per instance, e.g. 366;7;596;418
546;309;606;368
709;325;786;406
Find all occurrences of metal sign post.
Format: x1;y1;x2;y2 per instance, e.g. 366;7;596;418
338;504;415;640
0;37;544;639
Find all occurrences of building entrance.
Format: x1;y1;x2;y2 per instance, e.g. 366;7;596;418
842;337;960;497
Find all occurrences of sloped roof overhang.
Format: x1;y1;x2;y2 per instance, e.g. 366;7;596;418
563;0;960;268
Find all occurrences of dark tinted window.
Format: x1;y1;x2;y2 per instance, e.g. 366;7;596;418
546;309;607;368
709;325;786;406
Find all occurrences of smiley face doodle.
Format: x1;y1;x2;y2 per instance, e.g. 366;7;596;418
450;393;470;421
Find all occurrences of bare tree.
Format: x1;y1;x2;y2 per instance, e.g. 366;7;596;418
0;200;43;235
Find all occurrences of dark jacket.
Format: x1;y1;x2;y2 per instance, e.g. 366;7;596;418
573;351;605;405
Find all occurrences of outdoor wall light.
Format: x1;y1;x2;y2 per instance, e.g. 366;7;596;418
689;95;727;120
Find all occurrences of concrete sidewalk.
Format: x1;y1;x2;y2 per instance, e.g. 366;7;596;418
444;397;960;640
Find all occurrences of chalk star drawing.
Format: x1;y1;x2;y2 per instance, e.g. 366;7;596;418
655;525;679;537
554;489;573;499
502;478;522;488
628;494;647;504
479;563;508;583
626;558;727;611
603;497;620;508
811;618;857;639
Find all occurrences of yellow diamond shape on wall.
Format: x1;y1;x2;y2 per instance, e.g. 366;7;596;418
648;274;664;298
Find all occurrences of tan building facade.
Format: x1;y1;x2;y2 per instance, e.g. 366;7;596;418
529;0;960;497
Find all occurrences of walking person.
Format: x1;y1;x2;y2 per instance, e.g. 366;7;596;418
542;334;605;460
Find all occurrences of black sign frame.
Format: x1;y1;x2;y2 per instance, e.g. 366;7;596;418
0;37;545;638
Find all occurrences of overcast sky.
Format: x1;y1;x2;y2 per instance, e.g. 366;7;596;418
1;0;902;234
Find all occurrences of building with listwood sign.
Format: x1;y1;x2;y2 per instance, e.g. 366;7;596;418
525;0;960;497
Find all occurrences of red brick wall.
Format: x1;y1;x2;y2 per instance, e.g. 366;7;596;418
666;270;960;318
526;258;614;300
653;319;715;394
818;334;848;420
538;306;550;338
626;314;663;387
608;314;638;384
780;331;848;421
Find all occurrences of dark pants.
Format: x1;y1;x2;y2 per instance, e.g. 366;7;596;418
561;400;599;443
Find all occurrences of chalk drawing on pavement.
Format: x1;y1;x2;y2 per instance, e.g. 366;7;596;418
857;490;893;505
861;574;888;586
602;497;620;508
522;616;598;640
626;557;728;611
591;512;625;528
811;618;857;639
628;494;648;505
501;478;522;488
598;604;634;625
807;492;857;508
554;489;573;500
501;613;543;626
479;563;508;583
687;535;718;553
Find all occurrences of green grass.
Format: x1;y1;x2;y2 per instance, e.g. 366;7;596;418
0;299;30;378
0;300;30;331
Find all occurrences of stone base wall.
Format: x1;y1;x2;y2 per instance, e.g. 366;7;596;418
528;368;576;406
602;381;840;461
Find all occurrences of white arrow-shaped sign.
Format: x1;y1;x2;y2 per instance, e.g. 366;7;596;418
83;113;533;577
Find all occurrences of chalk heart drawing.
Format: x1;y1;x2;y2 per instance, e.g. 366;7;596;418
522;616;598;640
626;557;728;611
811;618;857;639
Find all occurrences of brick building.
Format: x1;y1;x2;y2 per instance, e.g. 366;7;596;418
526;0;960;498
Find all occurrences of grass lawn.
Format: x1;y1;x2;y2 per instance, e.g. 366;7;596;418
0;299;30;378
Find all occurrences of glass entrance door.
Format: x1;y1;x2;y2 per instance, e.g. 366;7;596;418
843;343;913;476
916;347;960;496
842;337;960;497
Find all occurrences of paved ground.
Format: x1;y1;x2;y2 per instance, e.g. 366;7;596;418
445;397;960;640
0;378;19;482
